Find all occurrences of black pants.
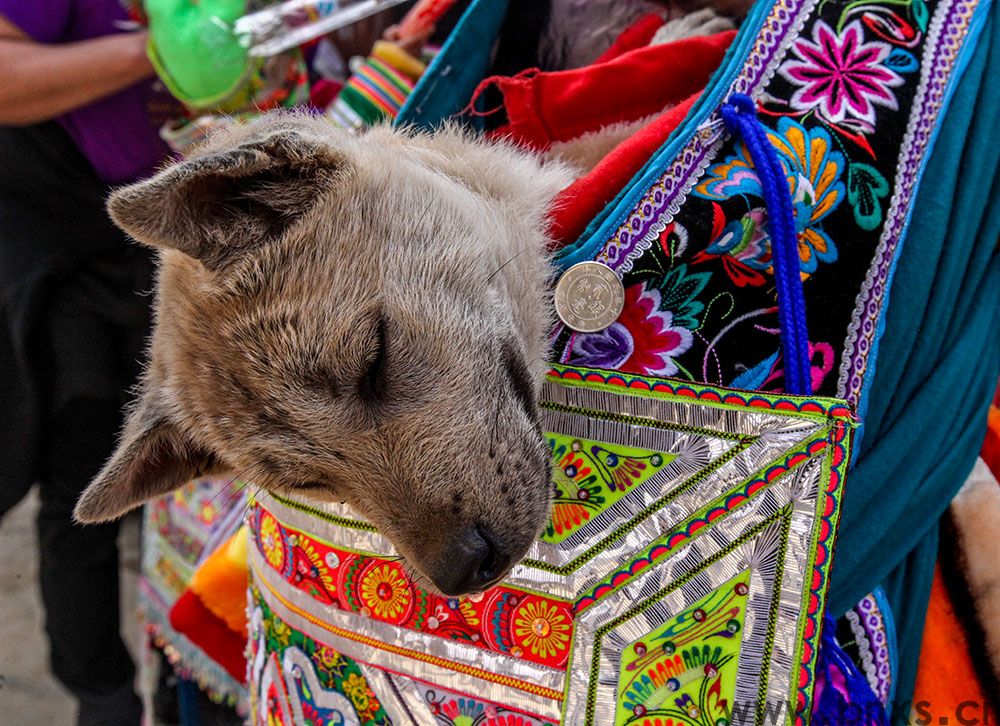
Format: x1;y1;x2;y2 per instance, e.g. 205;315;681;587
35;249;153;725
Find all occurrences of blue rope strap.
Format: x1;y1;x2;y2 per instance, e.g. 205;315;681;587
720;94;812;395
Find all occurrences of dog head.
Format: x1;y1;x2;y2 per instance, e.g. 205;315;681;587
74;115;573;595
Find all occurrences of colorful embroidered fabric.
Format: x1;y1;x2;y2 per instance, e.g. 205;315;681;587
249;365;854;724
550;0;983;408
234;0;993;720
168;526;250;682
327;56;416;130
812;615;889;725
835;589;897;711
139;478;248;710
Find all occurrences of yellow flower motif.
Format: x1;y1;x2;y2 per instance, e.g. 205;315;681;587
259;514;284;570
316;646;343;669
359;564;412;621
342;673;370;712
299;538;335;593
270;617;291;648
513;600;571;660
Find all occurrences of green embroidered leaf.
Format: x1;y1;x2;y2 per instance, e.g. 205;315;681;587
912;0;929;32
847;163;890;231
656;263;712;330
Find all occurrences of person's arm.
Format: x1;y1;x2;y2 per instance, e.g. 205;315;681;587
0;13;155;125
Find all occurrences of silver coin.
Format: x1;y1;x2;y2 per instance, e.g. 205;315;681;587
554;261;625;333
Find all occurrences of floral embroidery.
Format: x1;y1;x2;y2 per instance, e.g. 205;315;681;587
695;118;845;276
359;563;412;621
653;264;712;329
695;205;770;286
847;162;891;230
544;435;672;542
769;118;846;273
569;283;694;376
252;590;389;724
512;600;572;659
342;673;374;714
316;646;343;669
780;20;904;129
292;537;336;601
536;0;964;409
251;504;576;669
441;697;484;723
259;512;285;570
418;681;556;726
270;616;292;649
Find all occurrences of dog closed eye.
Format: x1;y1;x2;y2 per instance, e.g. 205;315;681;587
501;341;536;421
358;314;388;403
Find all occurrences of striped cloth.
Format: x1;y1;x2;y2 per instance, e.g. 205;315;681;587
328;56;415;130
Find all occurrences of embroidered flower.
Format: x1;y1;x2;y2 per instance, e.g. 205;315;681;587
441;697;485;724
315;646;344;671
654;263;712;329
696;206;770;287
512;600;571;660
694;118;846;275
293;538;335;599
570;283;694;376
547;438;605;539
359;563;412;622
341;673;372;713
259;513;285;570
486;716;534;726
269;616;292;649
780;20;903;128
771;119;846;272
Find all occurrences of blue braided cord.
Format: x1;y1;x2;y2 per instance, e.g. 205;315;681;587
720;94;812;395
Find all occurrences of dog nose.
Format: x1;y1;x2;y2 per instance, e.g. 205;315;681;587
431;525;510;596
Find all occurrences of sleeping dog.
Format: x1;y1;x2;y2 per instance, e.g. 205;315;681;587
75;117;573;596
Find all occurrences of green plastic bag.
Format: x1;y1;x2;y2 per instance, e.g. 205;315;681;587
145;0;257;110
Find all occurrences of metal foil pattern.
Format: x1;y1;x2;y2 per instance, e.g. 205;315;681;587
249;365;853;725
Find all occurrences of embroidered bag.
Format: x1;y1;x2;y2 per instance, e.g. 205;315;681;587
249;367;853;725
246;0;990;720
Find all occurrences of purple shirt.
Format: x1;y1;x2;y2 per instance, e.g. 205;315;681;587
0;0;177;183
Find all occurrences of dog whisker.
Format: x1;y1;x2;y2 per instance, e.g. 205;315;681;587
212;470;249;508
486;247;530;283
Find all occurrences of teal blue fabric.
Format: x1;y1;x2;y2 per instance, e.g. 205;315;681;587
396;0;510;128
826;0;1000;711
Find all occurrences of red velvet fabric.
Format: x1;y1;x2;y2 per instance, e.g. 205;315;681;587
169;590;248;683
485;30;734;150
477;30;734;247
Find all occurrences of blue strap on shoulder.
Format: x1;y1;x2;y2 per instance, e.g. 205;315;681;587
720;93;812;395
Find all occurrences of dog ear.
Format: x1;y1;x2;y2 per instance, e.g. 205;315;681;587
107;124;343;270
74;390;224;523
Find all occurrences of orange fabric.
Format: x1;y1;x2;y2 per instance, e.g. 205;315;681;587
913;566;997;720
188;526;249;636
